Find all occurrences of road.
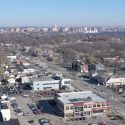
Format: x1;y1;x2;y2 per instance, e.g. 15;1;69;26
27;56;125;119
22;56;125;125
47;62;125;118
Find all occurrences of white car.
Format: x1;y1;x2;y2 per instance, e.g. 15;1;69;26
39;118;51;125
16;111;24;116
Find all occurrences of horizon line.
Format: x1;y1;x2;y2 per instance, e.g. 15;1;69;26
0;25;125;28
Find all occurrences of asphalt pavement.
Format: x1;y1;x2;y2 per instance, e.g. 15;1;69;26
47;62;125;119
26;56;125;124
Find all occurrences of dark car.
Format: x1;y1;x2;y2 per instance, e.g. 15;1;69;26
88;122;107;125
33;109;41;114
28;120;34;124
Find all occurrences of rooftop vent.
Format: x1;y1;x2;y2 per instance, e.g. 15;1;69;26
69;96;92;102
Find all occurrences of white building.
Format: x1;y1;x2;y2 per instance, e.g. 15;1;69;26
26;28;35;32
55;91;110;119
63;27;70;32
22;62;30;67
31;76;71;91
0;101;11;122
7;56;17;62
31;77;60;91
22;68;35;74
52;24;59;32
106;77;125;87
42;27;49;33
7;78;15;84
84;27;98;34
21;76;30;84
15;28;20;32
7;56;17;60
7;75;16;84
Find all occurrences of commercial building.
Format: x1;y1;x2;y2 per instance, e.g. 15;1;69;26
21;76;30;84
31;77;60;91
7;56;17;60
0;101;11;122
106;77;125;87
21;68;35;74
31;76;71;91
71;60;88;73
7;56;17;62
55;91;110;119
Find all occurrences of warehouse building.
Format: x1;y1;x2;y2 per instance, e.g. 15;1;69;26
31;76;71;91
55;91;110;119
31;77;60;91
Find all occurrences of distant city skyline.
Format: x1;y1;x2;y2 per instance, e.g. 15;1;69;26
0;0;125;27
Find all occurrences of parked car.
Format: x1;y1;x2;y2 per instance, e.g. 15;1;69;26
9;97;16;101
28;120;34;124
0;85;23;95
24;112;30;116
23;94;29;97
117;88;124;94
100;122;107;125
16;109;24;116
28;103;41;114
39;118;51;125
110;115;123;120
28;103;37;109
88;122;107;125
11;102;21;110
33;109;41;114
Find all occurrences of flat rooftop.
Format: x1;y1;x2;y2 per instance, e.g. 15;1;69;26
31;76;57;82
57;91;106;104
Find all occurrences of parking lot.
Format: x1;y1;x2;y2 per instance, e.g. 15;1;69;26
8;92;125;125
0;79;124;125
0;85;23;95
10;94;65;125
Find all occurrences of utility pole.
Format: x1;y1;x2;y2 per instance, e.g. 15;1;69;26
100;115;102;123
112;94;114;99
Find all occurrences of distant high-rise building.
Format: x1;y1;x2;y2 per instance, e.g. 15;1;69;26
84;27;98;33
15;28;20;32
63;27;70;32
42;27;49;33
52;24;59;32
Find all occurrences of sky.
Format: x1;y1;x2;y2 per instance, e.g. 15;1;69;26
0;0;125;27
